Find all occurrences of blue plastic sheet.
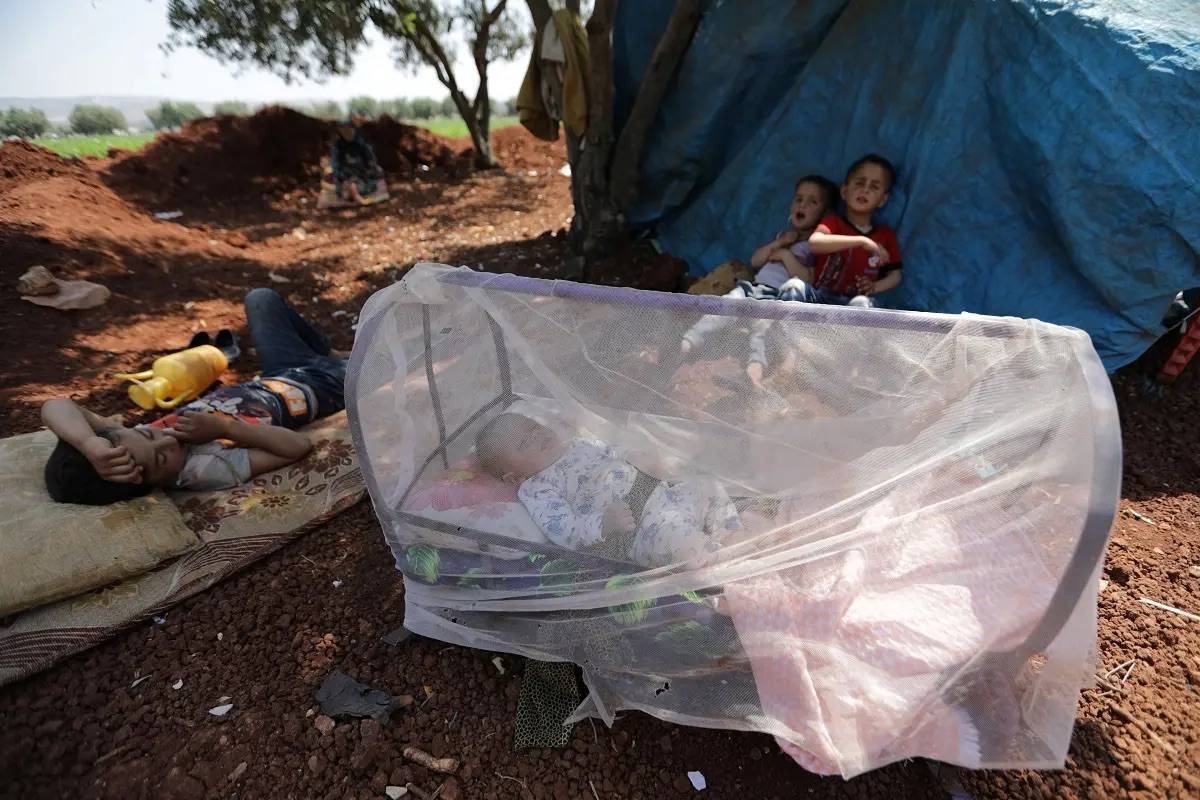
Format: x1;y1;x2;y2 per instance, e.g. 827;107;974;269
613;0;1200;369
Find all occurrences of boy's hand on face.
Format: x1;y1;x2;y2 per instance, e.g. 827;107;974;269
82;435;143;484
602;501;636;537
165;410;231;445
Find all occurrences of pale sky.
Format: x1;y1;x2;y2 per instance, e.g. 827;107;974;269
0;0;529;102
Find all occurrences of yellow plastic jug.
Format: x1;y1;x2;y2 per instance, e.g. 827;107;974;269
114;345;228;410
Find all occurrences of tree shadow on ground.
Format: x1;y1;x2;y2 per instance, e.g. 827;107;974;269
0;224;347;434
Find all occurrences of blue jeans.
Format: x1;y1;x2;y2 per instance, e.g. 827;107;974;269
776;278;873;308
244;288;347;420
682;282;774;366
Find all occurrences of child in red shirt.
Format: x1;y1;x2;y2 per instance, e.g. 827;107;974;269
778;154;902;308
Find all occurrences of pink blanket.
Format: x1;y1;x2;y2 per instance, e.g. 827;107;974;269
726;478;1061;776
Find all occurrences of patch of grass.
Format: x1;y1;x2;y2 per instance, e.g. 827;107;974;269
416;115;519;140
31;133;157;158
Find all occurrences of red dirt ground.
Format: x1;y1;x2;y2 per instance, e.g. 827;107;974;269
0;111;1196;800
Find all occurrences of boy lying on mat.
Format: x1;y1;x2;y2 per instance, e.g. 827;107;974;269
475;412;741;568
42;289;348;505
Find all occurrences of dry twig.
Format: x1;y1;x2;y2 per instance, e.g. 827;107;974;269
95;744;133;765
405;784;433;800
1139;597;1200;623
1110;705;1178;755
403;746;459;774
496;771;528;790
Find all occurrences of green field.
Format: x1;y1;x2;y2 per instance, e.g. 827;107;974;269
32;133;157;158
23;115;519;160
417;115;519;139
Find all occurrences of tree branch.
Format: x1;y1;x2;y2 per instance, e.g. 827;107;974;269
584;0;618;145
573;0;624;259
484;0;507;27
609;0;702;209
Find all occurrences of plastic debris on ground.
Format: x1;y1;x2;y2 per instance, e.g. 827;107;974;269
18;266;110;310
687;771;707;790
153;210;183;220
313;669;404;724
208;703;234;717
381;627;412;646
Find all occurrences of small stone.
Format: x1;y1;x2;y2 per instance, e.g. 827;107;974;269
161;766;205;800
749;747;762;761
228;761;248;782
307;754;323;775
359;718;382;744
1189;565;1200;578
385;788;408;800
440;778;462;800
314;715;335;735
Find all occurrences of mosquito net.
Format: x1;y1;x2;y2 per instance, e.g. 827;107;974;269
347;263;1120;777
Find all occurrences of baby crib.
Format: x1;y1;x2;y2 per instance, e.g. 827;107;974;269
346;263;1120;777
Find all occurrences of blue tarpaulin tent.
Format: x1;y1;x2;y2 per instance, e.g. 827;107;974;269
613;0;1200;370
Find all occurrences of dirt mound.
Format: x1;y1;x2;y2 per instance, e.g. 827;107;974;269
0;141;91;196
360;115;458;176
0;138;266;430
489;125;568;173
104;107;458;210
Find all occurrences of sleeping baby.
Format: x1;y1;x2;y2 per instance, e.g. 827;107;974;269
475;413;739;567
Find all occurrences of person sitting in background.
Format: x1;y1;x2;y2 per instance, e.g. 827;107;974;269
42;289;347;504
331;119;383;204
789;154;904;308
680;175;838;387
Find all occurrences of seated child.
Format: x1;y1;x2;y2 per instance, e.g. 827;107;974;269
680;175;838;387
331;119;383;203
42;289;348;504
786;154;904;308
475;413;739;568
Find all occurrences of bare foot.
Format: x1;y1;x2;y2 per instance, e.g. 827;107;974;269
746;361;764;388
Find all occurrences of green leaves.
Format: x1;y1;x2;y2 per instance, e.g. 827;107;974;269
146;100;205;131
405;544;441;584
605;574;655;626
0;107;50;138
68;105;127;135
538;558;579;596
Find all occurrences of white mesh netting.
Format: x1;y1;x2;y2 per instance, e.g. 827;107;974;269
346;263;1121;777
